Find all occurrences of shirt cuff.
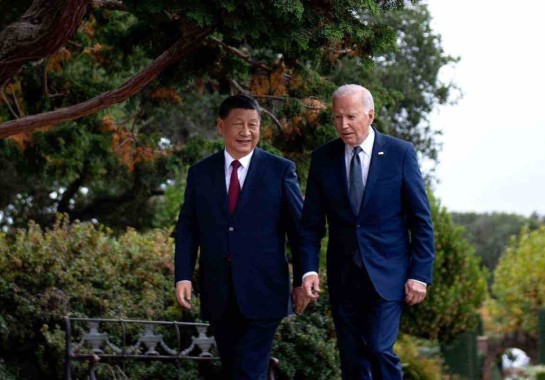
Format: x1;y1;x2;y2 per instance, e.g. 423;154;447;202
176;280;192;285
408;279;427;287
302;271;318;282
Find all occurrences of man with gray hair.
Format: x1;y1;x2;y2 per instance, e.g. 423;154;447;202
299;84;435;379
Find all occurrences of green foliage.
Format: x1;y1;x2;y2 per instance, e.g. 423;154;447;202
0;216;335;379
331;3;457;165
0;0;456;233
487;226;545;337
526;366;545;380
0;215;198;379
0;358;18;380
451;211;544;276
401;193;489;342
274;298;446;380
152;168;187;229
395;335;444;380
273;274;340;380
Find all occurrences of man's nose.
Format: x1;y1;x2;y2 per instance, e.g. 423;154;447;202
239;125;251;135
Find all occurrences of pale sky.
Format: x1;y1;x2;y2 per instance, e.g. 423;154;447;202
426;0;545;216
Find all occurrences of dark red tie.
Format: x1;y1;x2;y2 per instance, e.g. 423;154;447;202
228;160;241;215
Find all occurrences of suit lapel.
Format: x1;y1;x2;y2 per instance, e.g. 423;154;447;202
231;148;266;220
210;151;230;219
360;128;385;213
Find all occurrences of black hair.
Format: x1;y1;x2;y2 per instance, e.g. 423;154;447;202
218;95;261;119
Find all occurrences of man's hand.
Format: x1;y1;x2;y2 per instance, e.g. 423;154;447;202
404;279;427;305
292;286;311;315
176;281;193;310
302;274;321;300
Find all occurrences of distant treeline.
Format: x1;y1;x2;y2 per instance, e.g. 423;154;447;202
450;211;545;275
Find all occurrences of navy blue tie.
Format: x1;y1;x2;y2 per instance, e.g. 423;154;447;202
349;146;364;214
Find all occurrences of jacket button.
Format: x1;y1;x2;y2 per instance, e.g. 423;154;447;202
228;227;234;232
356;224;361;228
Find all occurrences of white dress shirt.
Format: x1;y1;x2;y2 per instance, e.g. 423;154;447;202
224;149;254;190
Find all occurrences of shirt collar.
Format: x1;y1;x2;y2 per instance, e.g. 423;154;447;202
224;149;254;170
344;127;375;156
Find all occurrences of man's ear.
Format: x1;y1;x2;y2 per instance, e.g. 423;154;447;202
368;109;375;124
217;117;224;134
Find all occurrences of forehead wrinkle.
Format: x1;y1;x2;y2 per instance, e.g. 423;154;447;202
334;107;362;114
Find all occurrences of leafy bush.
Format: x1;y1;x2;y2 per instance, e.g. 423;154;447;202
0;215;199;379
0;216;337;379
0;358;18;380
1;200;480;379
401;194;489;342
273;273;340;380
486;226;545;337
395;335;444;380
526;365;545;380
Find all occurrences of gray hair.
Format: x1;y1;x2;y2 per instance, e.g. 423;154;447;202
332;84;374;112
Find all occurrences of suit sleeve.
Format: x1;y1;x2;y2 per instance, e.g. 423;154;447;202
299;153;327;275
402;144;435;285
174;167;199;285
282;162;304;287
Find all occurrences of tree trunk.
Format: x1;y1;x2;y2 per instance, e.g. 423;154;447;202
0;0;91;86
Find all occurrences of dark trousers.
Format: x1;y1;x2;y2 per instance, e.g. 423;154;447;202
331;260;403;380
210;272;282;380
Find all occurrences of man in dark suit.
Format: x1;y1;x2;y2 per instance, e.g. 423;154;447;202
174;95;307;380
300;84;435;379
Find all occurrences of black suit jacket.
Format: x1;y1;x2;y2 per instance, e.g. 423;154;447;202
175;148;304;320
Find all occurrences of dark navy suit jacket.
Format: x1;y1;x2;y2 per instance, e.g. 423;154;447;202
175;148;303;321
300;130;435;302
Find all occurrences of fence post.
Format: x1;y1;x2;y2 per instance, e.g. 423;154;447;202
441;330;479;379
64;316;72;380
539;307;545;364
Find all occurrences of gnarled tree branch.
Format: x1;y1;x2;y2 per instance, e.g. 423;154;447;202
0;27;213;139
230;79;282;131
211;36;272;73
0;0;91;87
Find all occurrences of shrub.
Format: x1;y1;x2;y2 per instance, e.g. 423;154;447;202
395;335;444;380
0;215;199;379
401;194;489;342
0;358;18;380
1;199;477;379
526;365;545;380
486;226;545;337
273;273;340;380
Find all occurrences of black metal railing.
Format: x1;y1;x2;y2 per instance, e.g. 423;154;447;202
64;316;279;380
64;317;278;380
